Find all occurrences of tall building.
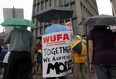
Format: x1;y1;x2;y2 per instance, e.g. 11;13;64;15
3;8;24;33
32;0;98;38
110;0;116;16
110;0;116;32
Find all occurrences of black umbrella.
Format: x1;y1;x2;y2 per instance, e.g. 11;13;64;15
34;7;73;22
79;14;116;26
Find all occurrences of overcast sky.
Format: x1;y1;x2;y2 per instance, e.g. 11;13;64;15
0;0;112;32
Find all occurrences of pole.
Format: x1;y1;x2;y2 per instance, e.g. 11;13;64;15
12;6;15;29
13;6;15;18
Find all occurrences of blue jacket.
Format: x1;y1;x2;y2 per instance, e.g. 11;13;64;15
0;46;8;61
45;24;68;34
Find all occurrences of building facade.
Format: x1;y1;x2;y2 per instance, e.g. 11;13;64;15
110;0;116;32
111;0;116;16
31;0;98;38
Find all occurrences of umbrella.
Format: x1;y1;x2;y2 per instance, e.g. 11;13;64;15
34;7;73;22
1;18;36;28
71;35;87;55
79;14;116;26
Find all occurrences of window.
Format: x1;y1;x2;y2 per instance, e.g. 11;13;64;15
49;0;52;7
37;4;39;12
72;18;78;34
34;0;36;4
33;5;36;15
45;0;49;9
39;4;41;11
41;2;44;10
64;4;70;7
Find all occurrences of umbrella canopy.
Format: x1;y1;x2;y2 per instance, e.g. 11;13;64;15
79;14;116;26
34;7;73;22
71;35;87;55
1;18;36;28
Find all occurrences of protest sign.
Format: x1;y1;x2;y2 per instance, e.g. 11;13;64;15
65;22;73;35
42;31;72;77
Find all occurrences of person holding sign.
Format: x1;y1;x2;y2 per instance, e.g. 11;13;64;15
45;14;68;34
44;14;70;79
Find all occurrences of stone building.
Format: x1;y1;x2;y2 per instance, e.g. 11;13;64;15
31;0;98;38
111;0;116;16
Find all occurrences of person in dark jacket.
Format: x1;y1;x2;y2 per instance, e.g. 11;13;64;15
4;27;35;79
88;25;116;79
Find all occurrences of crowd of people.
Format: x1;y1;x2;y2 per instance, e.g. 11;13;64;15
0;14;116;79
0;14;87;79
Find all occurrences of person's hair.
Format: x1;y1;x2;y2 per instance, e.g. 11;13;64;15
52;14;60;20
52;14;60;23
52;19;60;23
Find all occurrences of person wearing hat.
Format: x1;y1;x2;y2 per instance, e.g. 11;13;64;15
44;14;69;79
